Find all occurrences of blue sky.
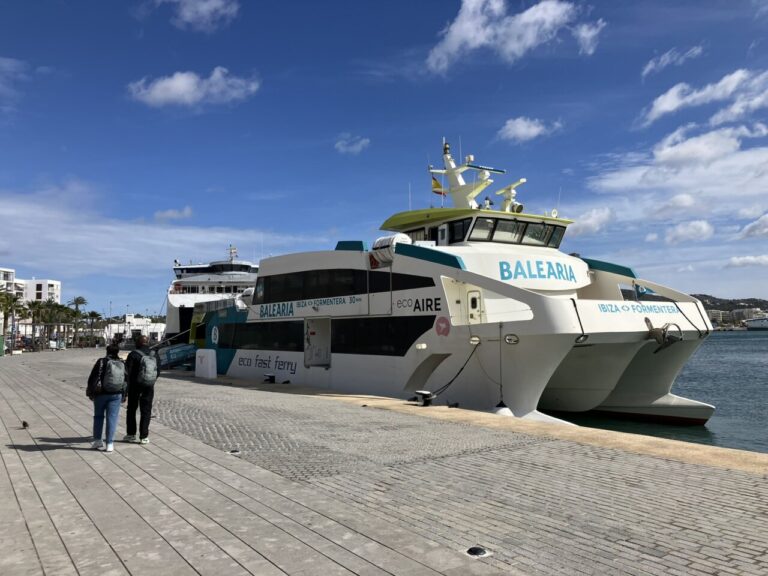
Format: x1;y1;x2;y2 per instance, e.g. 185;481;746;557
2;0;768;317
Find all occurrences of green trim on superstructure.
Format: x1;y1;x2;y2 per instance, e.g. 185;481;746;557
381;207;573;231
395;242;465;270
335;240;368;251
582;258;636;279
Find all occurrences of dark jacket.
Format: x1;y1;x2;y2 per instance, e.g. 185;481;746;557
87;354;126;399
125;346;161;390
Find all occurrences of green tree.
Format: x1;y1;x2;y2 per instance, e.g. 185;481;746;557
68;296;87;347
26;300;44;350
86;310;102;346
0;292;27;348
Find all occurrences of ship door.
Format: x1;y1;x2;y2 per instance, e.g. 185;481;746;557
304;318;331;368
467;290;483;324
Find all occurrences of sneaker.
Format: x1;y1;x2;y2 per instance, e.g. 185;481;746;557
123;435;136;442
139;438;150;445
91;440;103;449
105;443;114;453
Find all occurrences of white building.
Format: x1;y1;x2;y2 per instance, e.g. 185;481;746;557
103;314;166;346
1;267;25;298
1;266;62;348
23;278;61;304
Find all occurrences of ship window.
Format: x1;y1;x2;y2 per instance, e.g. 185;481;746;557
407;228;426;242
521;223;551;246
448;218;472;243
218;320;304;351
493;220;526;244
331;316;435;356
469;218;495;241
548;226;565;248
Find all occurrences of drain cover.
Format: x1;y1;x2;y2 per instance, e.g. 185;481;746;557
466;546;491;558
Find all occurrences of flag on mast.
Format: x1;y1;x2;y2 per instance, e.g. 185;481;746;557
431;175;446;196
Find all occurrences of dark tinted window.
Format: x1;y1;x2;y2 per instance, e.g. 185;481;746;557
254;269;434;303
548;226;566;248
218;321;303;351
332;316;435;356
448;218;472;243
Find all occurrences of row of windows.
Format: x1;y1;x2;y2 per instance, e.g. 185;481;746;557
218;321;304;351
254;269;435;305
215;316;435;356
171;285;248;294
469;218;565;247
331;316;435;356
406;217;566;248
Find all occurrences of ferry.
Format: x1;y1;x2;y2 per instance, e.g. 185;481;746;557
745;317;768;330
165;245;258;343
196;142;714;425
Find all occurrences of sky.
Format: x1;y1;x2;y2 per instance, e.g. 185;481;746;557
1;0;768;318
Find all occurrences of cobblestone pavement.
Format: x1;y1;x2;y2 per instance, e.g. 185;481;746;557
4;350;768;576
151;368;768;575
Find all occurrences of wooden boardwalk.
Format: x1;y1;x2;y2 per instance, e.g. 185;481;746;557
1;349;767;575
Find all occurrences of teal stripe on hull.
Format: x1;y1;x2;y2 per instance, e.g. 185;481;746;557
395;242;466;269
581;257;636;279
202;305;248;374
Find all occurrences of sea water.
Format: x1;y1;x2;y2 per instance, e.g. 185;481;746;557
559;331;768;454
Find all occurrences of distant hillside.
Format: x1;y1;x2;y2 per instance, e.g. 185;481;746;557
692;294;768;312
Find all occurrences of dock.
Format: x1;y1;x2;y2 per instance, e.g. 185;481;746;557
1;349;766;575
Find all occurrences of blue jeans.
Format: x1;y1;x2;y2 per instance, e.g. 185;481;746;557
93;394;122;444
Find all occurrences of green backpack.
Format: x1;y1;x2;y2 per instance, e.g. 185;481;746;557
102;358;126;393
136;350;158;387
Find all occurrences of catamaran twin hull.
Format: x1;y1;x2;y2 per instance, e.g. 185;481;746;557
199;244;714;425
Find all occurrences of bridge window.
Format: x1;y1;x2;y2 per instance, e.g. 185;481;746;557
448;218;472;243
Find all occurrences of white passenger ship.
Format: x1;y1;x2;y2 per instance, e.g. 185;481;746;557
197;143;714;425
745;317;768;330
165;245;258;343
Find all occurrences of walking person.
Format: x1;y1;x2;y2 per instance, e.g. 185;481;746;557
123;335;160;444
86;344;126;452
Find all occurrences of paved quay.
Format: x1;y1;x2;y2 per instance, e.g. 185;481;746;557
1;350;767;576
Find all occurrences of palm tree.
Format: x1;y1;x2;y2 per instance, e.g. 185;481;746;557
68;296;87;348
86;310;102;346
26;300;44;350
0;292;27;349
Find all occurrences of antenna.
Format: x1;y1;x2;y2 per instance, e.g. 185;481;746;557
557;186;562;212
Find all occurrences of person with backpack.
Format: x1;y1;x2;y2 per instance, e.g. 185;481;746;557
123;335;160;444
86;343;126;452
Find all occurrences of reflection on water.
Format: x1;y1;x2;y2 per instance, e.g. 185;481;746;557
550;331;768;454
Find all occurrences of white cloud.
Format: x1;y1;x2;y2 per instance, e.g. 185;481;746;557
652;124;767;166
497;116;562;143
739;213;768;238
0;183;319;280
641;46;703;79
645;232;659;242
427;0;600;74
665;220;713;244
155;205;193;220
157;0;239;32
590;124;768;213
567;207;611;236
641;69;750;126
334;133;370;155
128;66;259;108
709;70;768;125
0;56;28;112
726;255;768;267
572;19;606;56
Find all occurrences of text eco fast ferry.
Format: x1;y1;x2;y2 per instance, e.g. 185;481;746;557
197;143;714;425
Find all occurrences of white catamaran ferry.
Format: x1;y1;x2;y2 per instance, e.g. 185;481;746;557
197;143;714;425
165;245;259;343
